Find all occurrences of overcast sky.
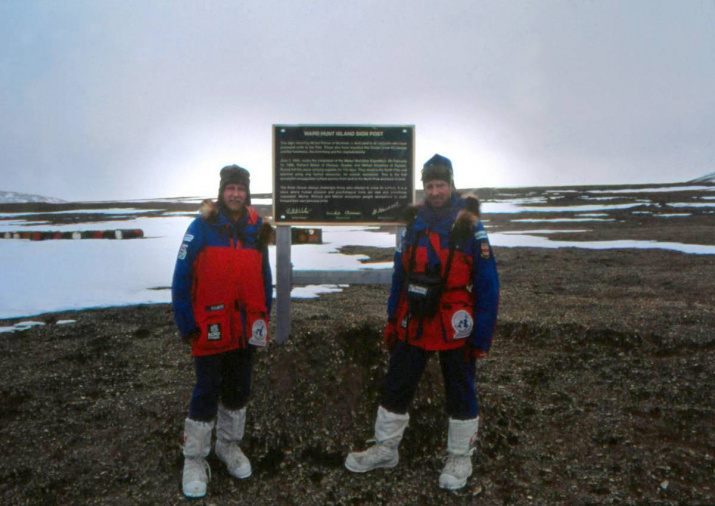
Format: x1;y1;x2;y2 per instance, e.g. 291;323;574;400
2;0;714;201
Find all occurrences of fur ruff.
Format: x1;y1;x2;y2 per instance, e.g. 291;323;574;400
255;222;274;250
452;193;480;241
198;199;274;249
199;199;219;221
402;193;480;242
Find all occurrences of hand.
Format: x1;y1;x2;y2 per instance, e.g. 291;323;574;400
383;320;398;353
463;346;488;361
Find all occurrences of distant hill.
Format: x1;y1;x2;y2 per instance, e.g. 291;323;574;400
0;190;66;204
689;172;715;183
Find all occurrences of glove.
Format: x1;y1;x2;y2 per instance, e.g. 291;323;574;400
183;328;201;345
463;346;488;362
383;319;398;353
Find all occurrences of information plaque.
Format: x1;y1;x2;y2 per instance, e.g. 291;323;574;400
273;125;415;224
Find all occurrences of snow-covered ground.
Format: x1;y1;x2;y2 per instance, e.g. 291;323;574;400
1;187;713;320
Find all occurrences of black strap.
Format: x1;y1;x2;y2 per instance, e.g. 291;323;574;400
406;228;456;286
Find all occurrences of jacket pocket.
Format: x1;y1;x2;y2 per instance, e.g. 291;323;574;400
440;290;474;342
244;307;269;347
195;302;233;352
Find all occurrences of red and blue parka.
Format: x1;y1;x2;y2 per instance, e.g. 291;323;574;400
172;200;273;357
387;193;499;352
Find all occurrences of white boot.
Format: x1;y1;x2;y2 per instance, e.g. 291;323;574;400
345;406;409;473
182;418;213;498
215;404;252;479
439;417;479;490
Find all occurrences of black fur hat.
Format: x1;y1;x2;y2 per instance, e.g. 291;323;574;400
421;154;453;186
219;164;251;206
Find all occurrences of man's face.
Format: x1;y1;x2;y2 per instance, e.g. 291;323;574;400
424;179;452;209
222;183;248;213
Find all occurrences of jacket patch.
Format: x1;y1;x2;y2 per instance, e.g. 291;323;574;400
480;241;491;259
178;244;188;260
249;319;267;346
183;233;194;242
452;310;473;339
475;230;488;241
205;304;225;312
207;323;222;341
396;230;406;253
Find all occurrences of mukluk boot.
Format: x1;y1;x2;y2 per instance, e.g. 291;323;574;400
215;404;252;479
345;406;409;473
182;418;214;498
438;416;479;490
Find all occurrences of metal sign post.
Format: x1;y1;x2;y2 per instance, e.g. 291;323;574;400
275;225;292;343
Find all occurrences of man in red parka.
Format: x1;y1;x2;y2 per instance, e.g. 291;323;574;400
345;154;499;490
172;165;273;498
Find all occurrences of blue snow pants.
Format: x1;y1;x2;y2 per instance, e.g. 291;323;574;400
381;340;479;420
188;347;253;422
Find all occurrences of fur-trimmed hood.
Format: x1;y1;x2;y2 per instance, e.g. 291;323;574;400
452;193;480;242
199;199;220;221
402;193;480;223
402;193;480;241
198;199;274;249
255;221;275;250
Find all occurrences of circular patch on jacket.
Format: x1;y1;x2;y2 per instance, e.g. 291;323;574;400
249;319;267;346
451;310;473;339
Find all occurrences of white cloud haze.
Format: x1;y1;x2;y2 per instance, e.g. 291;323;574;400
1;0;713;201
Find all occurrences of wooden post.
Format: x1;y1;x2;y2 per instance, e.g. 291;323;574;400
275;225;292;343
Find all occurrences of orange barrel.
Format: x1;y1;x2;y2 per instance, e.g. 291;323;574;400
115;229;144;239
308;229;322;244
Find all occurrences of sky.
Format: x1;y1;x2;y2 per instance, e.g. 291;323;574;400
1;0;714;202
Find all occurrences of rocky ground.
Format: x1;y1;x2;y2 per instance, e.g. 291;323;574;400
1;244;713;505
1;183;714;505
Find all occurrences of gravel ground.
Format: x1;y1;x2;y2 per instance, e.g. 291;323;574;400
1;244;713;505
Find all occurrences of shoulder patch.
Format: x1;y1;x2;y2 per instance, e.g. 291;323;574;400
480;241;491;260
475;230;488;241
183;233;194;242
178;243;188;260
